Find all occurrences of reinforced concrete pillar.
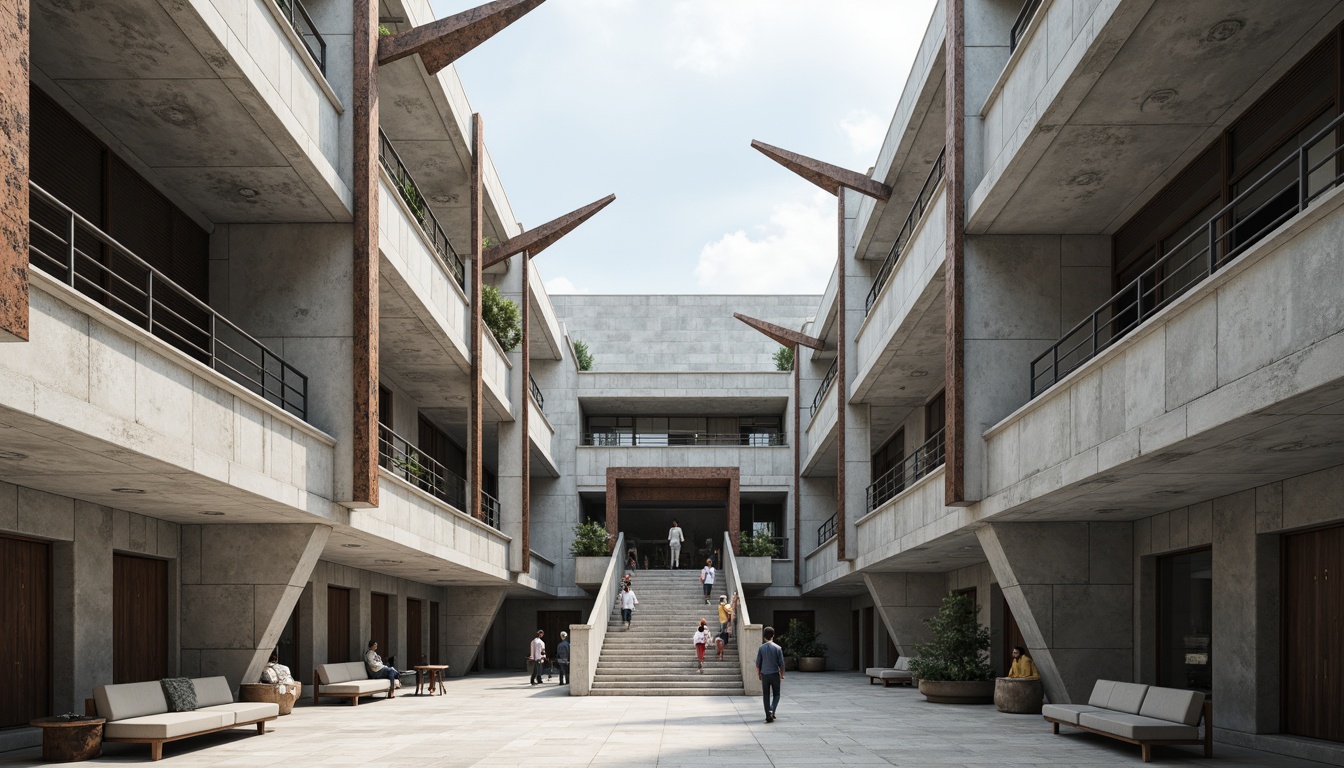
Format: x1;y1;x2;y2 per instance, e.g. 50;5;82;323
441;586;506;677
978;521;1133;704
499;266;525;573
863;572;944;657
52;504;114;714
180;524;329;689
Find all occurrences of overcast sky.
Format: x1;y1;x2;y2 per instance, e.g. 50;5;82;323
432;0;939;295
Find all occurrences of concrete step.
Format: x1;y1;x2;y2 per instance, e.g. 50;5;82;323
592;680;742;690
588;688;743;696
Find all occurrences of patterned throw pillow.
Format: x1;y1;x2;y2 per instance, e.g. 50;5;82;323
160;678;197;712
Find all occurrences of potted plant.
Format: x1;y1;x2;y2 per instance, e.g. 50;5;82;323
778;619;827;672
735;533;776;587
571;520;612;591
909;593;994;704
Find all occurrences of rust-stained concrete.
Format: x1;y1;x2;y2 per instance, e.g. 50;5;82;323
0;0;28;343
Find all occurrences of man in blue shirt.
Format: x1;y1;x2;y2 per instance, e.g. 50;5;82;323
755;626;786;723
556;631;570;686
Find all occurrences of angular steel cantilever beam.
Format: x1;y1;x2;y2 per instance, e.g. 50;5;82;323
379;0;546;74
733;313;824;351
750;140;891;201
481;194;616;269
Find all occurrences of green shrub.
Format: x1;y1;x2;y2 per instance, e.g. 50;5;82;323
569;520;611;557
772;346;794;371
777;618;827;658
908;593;992;682
573;339;594;371
740;533;778;558
482;284;522;352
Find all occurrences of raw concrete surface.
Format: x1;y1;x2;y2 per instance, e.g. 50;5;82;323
0;671;1328;767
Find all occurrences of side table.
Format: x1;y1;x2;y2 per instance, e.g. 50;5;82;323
30;717;105;762
413;665;450;695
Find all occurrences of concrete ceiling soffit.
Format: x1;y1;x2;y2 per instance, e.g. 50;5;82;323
733;313;824;351
481;193;615;268
750;140;891;201
378;0;547;74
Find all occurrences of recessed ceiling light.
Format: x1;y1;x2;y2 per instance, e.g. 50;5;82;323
0;451;27;460
1205;18;1244;42
200;511;226;516
237;188;259;198
925;560;940;565
1095;508;1124;515
376;559;404;565
909;370;928;378
428;569;440;572
340;543;363;548
112;488;146;494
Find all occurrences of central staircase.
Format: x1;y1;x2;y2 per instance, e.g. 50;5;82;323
591;570;745;696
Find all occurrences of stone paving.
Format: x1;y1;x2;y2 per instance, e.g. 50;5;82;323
0;672;1331;767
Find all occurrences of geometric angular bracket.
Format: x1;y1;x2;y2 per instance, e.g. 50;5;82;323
481;194;615;269
379;0;546;74
733;312;824;351
750;139;891;201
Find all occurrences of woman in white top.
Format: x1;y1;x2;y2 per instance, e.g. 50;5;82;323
699;559;715;604
668;520;684;569
693;620;712;672
616;583;639;630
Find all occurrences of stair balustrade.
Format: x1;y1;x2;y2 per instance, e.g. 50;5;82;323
723;531;763;696
569;533;624;696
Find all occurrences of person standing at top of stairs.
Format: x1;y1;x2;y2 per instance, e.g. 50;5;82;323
616;582;639;630
668;520;685;569
699;559;715;604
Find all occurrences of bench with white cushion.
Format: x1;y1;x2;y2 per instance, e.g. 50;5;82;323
1042;679;1211;762
864;657;914;687
87;676;278;761
313;662;394;705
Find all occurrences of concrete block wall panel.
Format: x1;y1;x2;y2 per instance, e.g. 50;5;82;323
492;598;593;671
945;561;999;668
853;468;947;571
351;474;511;578
179;523;329;688
440;587;507;677
549;295;820;373
573;446;791;491
864;572;945;657
750;596;856;671
978;520;1133;704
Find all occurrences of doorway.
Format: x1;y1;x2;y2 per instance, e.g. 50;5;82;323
1283;524;1343;743
327;586;352;663
407;599;424;667
1;536;50;728
1002;596;1027;676
536;611;581;663
113;553;168;684
371;593;390;662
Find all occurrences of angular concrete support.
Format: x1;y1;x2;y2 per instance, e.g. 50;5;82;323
180;524;330;689
978;522;1133;704
863;572;944;657
0;0;29;343
440;586;506;677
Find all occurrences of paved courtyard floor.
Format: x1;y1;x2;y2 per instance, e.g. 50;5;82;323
1;672;1334;767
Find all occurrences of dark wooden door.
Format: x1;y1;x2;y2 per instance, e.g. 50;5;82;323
850;610;860;670
1003;596;1027;675
430;602;441;665
885;635;898;665
863;607;875;669
536;611;581;666
113;554;168;684
1;536;50;727
1284;524;1343;743
371;593;390;661
406;599;424;667
327;586;351;663
277;603;300;673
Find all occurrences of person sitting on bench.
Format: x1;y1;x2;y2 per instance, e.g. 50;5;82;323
365;640;402;694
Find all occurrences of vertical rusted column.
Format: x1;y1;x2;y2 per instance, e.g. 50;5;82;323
0;0;28;343
520;254;531;571
793;355;801;586
727;473;740;555
351;0;379;505
604;470;618;553
835;192;848;560
469;114;484;520
945;0;968;505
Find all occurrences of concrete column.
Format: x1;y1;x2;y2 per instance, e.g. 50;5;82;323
841;189;871;557
180;524;329;689
500;263;525;573
51;506;114;714
1212;489;1279;734
978;521;1133;704
441;586;507;677
863;572;944;657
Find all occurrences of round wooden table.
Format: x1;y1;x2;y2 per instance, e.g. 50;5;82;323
414;665;450;695
30;717;105;762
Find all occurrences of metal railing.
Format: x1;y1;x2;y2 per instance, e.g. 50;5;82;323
1030;110;1344;398
866;148;946;314
817;513;838;548
581;432;786;447
482;490;501;530
810;359;838;414
1010;0;1045;52
27;183;309;419
276;0;326;74
529;373;544;411
866;428;946;512
378;130;466;289
764;536;790;559
378;424;466;511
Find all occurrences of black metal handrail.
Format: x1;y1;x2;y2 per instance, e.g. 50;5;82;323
28;182;309;419
276;0;326;74
810;359;838;413
482;490;501;530
582;432;786;447
529;373;544;411
768;536;790;559
377;130;466;289
1010;0;1045;52
378;424;466;511
866;429;946;512
866;148;946;314
817;514;837;548
1030;110;1344;398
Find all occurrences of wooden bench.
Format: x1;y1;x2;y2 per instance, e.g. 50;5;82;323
864;657;914;687
87;677;278;761
313;662;395;705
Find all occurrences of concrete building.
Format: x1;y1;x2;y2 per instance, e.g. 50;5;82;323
2;0;1344;764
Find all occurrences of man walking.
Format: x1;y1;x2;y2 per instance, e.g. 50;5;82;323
699;558;715;604
755;626;785;723
556;631;570;685
527;629;546;686
668;519;684;569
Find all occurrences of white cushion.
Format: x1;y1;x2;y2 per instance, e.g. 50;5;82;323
1079;711;1199;741
95;681;168;722
104;711;234;740
316;662;367;685
1042;704;1103;725
1139;687;1205;726
200;702;279;722
1087;679;1117;708
895;657;911;672
1104;682;1150;714
190;677;234;708
320;680;390;695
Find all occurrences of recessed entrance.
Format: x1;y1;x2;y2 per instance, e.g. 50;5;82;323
601;468;740;566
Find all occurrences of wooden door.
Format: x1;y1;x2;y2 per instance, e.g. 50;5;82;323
430;602;441;665
371;593;390;661
863;607;875;669
1;536;50;727
850;610;860;670
327;586;351;663
885;635;898;665
113;554;168;684
277;603;300;673
1283;524;1343;743
536;611;582;665
406;599;424;667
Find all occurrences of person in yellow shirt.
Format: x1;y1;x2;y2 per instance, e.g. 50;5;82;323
1008;646;1039;679
717;595;732;635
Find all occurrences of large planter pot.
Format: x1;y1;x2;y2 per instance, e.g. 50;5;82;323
917;679;995;704
783;656;798;672
735;556;773;589
994;677;1044;714
574;556;611;592
239;682;302;715
798;656;826;672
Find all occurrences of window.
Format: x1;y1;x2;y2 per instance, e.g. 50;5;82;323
1157;548;1212;694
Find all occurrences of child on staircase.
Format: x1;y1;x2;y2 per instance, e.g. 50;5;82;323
693;620;711;673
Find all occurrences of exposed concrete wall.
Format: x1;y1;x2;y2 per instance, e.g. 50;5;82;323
492;597;594;671
750;596;855;672
550;295;820;373
864;572;944;657
978;521;1133;704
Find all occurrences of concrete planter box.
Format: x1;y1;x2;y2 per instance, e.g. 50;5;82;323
575;557;610;591
736;556;773;589
918;679;995;704
798;657;826;672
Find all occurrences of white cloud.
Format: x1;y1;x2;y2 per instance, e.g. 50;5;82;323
840;109;887;158
545;276;586;294
694;192;835;293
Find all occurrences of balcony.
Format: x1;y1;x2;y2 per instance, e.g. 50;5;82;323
378;424;466;512
866;429;946;512
817;513;837;548
529;373;544;411
865;149;946;315
274;0;325;74
378;130;465;290
1030;111;1344;398
582;432;785;447
810;360;838;414
482;490;501;531
28;182;308;419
